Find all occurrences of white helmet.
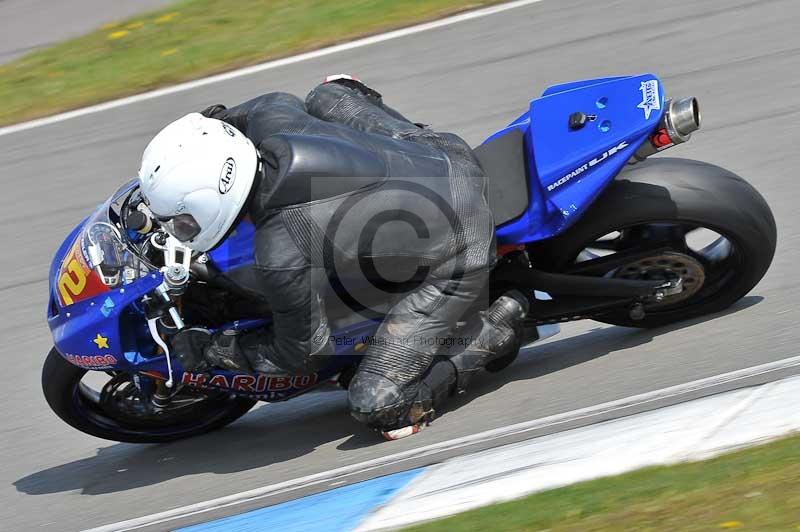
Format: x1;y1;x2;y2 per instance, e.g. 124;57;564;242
137;113;258;251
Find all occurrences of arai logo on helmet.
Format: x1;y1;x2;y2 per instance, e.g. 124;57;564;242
219;158;236;194
637;79;660;120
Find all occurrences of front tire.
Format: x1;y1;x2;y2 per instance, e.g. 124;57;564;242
529;158;777;328
42;348;257;443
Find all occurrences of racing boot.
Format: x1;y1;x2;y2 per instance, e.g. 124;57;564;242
448;290;529;392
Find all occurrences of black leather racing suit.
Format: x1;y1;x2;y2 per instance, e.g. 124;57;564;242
203;81;499;430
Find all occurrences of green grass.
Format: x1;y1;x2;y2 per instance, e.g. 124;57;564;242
0;0;506;127
407;434;800;532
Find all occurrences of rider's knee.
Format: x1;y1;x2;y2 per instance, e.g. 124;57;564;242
347;371;408;428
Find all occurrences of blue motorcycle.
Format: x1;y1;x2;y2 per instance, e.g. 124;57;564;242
43;74;776;443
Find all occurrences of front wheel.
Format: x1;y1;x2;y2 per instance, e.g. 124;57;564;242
529;158;777;328
42;348;257;443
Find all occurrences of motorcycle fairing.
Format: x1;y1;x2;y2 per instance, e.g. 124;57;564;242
48;263;163;371
487;74;666;244
48;190;164;371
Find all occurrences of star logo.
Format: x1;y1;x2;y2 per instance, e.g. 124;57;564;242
637;79;660;120
93;334;109;349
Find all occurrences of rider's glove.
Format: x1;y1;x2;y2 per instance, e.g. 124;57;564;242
199;104;227;119
172;327;212;372
206;329;254;372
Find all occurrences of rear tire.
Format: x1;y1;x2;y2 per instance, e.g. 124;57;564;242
528;158;777;328
42;348;257;443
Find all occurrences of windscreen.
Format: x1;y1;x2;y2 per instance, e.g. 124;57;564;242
55;180;149;306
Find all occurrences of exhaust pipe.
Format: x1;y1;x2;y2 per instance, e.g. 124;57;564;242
630;97;701;163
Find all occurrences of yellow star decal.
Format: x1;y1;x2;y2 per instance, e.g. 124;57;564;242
93;333;109;349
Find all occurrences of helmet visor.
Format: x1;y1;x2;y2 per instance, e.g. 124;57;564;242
156;213;202;242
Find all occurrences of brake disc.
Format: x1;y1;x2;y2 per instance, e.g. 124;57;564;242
613;251;706;307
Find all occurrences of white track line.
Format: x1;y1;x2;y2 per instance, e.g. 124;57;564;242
0;0;547;139
84;354;800;532
665;381;773;461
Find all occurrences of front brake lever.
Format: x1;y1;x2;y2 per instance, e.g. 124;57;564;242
147;317;176;388
146;282;186;388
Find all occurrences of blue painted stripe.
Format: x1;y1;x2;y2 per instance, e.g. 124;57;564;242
177;468;426;532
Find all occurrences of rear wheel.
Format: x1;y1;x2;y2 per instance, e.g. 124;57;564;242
528;158;776;328
42;348;257;443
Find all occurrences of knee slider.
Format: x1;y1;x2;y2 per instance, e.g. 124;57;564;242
347;372;410;428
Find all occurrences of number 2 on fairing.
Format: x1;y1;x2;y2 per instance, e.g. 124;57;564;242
58;259;87;305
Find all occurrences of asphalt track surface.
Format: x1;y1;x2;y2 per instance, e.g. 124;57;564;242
1;0;798;530
0;0;174;64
